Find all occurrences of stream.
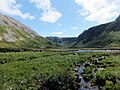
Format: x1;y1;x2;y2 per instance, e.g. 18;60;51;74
75;63;101;90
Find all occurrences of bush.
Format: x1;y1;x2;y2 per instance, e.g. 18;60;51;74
105;72;116;84
83;66;93;74
37;70;75;90
103;80;115;90
115;82;120;90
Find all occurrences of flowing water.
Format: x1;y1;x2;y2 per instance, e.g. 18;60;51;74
75;50;120;53
75;64;100;90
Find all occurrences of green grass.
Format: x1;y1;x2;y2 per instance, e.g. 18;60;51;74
0;51;120;89
0;26;7;34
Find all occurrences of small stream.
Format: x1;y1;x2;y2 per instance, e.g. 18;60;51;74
75;63;101;90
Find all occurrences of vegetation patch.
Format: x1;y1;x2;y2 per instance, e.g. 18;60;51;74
0;51;120;89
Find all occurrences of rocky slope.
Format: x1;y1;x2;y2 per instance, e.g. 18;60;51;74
0;13;54;49
72;15;120;48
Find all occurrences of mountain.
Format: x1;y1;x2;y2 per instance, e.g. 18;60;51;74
46;37;77;47
0;13;54;49
72;15;120;48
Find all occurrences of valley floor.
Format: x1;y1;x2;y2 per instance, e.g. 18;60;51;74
0;51;120;90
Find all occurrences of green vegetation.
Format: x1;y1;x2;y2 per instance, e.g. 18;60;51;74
0;51;120;90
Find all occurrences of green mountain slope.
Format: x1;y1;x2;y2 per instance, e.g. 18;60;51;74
72;15;120;48
0;14;54;49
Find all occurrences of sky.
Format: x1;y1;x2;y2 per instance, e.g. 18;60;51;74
0;0;120;37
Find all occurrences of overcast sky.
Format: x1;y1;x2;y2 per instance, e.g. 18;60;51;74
0;0;120;37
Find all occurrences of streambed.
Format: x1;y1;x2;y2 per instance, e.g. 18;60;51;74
75;62;104;90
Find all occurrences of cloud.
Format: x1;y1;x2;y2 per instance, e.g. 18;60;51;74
0;0;35;20
72;27;78;30
40;10;62;23
30;0;62;23
51;32;63;35
30;0;51;10
75;0;120;23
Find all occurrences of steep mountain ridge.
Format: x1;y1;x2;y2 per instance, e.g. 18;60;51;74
72;15;120;48
0;13;54;49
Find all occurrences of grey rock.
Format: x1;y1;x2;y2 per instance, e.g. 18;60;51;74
0;36;2;41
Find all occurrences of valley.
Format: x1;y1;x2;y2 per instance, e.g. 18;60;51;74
0;12;120;90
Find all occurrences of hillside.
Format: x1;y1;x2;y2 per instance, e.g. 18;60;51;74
0;13;54;49
46;37;77;47
72;15;120;48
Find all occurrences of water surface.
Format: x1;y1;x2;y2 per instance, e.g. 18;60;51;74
75;50;120;53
